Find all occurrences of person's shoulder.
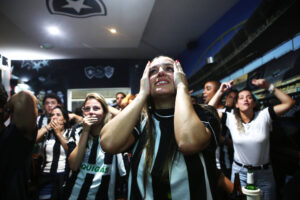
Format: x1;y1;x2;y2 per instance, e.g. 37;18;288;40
194;104;219;120
194;104;221;133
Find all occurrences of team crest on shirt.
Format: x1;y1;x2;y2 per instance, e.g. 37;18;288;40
46;0;107;18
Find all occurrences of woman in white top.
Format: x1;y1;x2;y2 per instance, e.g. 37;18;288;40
209;79;295;200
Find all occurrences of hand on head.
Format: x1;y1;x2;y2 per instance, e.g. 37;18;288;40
139;61;151;97
173;60;188;89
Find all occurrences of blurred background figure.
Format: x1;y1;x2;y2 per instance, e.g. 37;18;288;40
120;93;136;109
0;84;38;200
114;92;126;110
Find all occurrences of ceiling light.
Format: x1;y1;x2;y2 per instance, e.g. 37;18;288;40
109;28;117;34
206;56;214;64
40;43;53;49
47;26;61;36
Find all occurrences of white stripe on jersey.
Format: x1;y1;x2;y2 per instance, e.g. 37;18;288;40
42;129;70;173
169;153;190;200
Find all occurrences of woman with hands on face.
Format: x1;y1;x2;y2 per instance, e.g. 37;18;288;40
100;56;221;200
209;78;295;200
37;106;71;200
63;93;125;200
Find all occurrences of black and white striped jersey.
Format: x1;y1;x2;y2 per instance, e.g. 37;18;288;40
41;129;71;174
37;114;50;129
64;125;126;200
129;105;220;200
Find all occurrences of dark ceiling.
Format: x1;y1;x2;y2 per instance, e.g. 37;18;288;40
188;0;299;91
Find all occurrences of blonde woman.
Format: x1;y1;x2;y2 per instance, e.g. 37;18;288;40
64;93;125;200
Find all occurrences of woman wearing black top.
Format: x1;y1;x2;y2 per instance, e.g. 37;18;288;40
101;56;220;200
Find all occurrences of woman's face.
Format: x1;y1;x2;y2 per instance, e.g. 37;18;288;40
51;108;66;124
236;90;256;112
225;91;237;107
203;81;218;104
149;57;176;97
83;98;104;123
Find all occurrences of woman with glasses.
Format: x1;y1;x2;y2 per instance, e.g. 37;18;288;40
64;93;126;200
36;105;71;200
100;56;221;200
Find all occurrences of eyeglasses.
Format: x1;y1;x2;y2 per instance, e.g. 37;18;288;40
82;106;101;112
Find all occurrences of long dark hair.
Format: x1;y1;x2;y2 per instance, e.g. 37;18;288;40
142;97;178;197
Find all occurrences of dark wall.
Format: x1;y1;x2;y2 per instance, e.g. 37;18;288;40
11;59;146;105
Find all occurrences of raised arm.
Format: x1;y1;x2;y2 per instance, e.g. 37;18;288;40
208;81;233;108
100;62;151;154
252;79;295;115
68;113;83;124
108;105;120;117
6;91;38;140
174;61;211;154
208;81;233;119
36;123;51;143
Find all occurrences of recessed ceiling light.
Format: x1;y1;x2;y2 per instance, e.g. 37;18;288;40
40;43;53;49
47;26;61;36
109;28;117;34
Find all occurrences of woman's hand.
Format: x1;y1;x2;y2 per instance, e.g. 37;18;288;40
173;60;188;90
82;116;98;132
219;80;234;94
139;61;151;98
251;79;270;89
50;119;64;136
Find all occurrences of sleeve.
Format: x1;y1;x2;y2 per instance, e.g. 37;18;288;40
67;125;82;157
194;104;221;148
268;106;277;120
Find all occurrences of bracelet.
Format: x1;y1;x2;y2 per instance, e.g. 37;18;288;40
268;84;275;94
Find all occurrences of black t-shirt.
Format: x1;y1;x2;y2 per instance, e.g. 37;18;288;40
0;123;37;200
